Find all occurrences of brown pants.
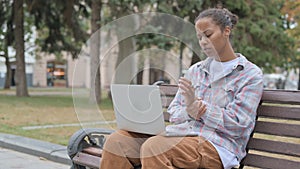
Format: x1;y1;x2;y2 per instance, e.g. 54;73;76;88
100;130;222;169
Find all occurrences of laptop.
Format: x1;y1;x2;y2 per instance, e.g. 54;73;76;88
110;84;199;137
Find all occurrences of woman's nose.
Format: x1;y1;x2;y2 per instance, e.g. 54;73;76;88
199;38;208;47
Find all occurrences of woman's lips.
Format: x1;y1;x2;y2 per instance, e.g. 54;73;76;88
203;48;212;52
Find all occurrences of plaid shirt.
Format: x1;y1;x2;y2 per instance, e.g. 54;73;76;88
167;54;263;161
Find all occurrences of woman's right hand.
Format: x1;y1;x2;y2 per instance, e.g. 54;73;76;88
179;77;207;120
178;77;195;106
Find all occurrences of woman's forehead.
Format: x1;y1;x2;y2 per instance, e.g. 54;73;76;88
195;17;217;33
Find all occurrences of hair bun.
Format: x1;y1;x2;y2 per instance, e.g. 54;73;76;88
223;8;239;29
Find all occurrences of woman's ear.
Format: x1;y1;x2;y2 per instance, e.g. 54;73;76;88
224;26;231;38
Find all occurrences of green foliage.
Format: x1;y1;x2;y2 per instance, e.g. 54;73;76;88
130;0;204;52
225;0;297;72
0;0;14;53
2;0;297;72
134;25;174;51
105;0;297;72
26;0;90;59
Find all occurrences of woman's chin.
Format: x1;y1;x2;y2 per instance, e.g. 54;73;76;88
204;51;218;58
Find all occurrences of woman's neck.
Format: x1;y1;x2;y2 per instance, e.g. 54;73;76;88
219;42;237;62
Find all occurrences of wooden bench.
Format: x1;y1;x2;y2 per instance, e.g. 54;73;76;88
67;84;300;169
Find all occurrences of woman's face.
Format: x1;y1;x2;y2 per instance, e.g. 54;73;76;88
195;17;228;58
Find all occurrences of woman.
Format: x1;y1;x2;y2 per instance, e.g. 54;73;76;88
100;8;263;169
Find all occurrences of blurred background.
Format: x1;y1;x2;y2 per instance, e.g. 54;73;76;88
0;0;300;145
1;0;300;97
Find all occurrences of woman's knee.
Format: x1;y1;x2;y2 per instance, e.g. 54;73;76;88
104;130;149;158
103;130;132;150
141;136;177;157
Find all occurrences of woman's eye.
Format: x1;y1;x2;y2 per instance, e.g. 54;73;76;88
206;34;212;38
197;33;211;40
197;35;202;40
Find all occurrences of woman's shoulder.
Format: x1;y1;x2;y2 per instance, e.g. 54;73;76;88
238;54;262;74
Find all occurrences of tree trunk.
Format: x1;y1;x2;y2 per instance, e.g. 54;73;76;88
4;56;11;89
179;42;184;78
142;54;150;85
298;68;300;90
90;0;101;104
4;33;11;89
114;37;136;84
111;6;137;84
14;0;28;97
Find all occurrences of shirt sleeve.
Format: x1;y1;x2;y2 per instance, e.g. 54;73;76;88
200;69;263;138
167;90;190;124
167;67;195;124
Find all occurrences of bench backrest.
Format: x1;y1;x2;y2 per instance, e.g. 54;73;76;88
159;85;178;120
158;85;300;169
241;90;300;169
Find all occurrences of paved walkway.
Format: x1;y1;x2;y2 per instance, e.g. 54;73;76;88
0;133;72;167
0;147;70;169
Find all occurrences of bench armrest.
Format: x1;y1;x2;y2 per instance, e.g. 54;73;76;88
153;81;165;86
67;128;114;159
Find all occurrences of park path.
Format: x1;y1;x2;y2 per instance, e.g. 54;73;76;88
0;147;70;169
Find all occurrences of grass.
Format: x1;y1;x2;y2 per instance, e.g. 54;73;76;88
0;87;73;94
0;90;116;146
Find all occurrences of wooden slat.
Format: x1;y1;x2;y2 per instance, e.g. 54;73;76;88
163;111;170;122
257;105;300;120
262;90;300;104
242;154;300;169
254;121;300;137
159;85;178;96
73;152;101;169
247;138;300;157
161;97;175;108
83;147;102;157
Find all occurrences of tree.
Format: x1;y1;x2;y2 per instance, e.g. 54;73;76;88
26;0;89;59
0;0;91;95
152;0;297;73
90;0;102;103
281;0;300;89
0;0;14;89
103;0;149;84
154;0;205;72
222;0;296;72
14;0;29;96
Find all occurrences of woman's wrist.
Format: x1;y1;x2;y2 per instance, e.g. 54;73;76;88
186;100;199;116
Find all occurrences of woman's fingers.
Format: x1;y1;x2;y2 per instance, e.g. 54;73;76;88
195;100;206;120
179;77;197;107
198;102;206;114
178;83;189;92
179;78;194;94
179;77;192;87
197;107;207;119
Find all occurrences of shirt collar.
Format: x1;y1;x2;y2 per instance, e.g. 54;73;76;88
197;53;246;72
